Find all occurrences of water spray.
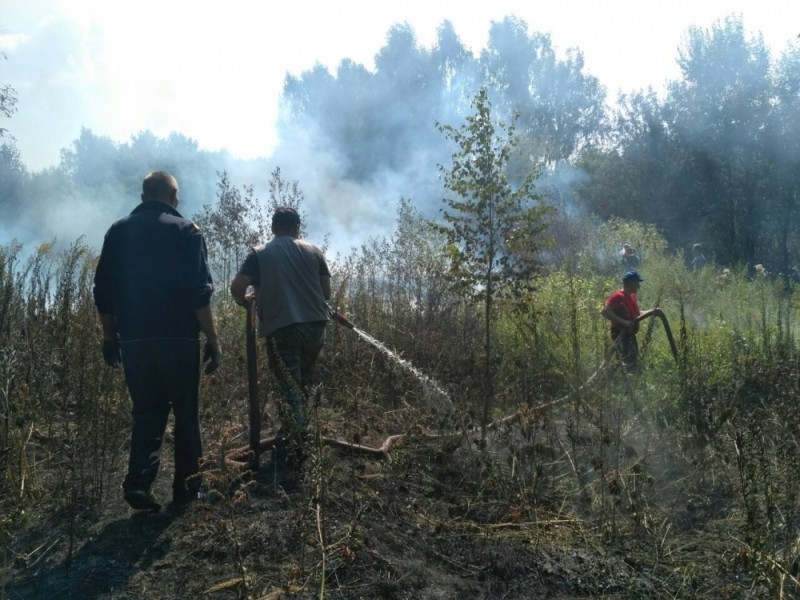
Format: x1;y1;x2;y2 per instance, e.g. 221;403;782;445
226;297;679;471
226;297;431;469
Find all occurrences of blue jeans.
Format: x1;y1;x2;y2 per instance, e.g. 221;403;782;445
266;322;326;437
120;338;201;497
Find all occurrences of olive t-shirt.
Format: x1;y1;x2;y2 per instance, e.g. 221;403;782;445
238;236;330;336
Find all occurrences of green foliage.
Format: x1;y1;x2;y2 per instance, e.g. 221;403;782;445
193;171;268;295
279;16;603;186
325;198;477;423
436;87;552;301
570;217;667;277
481;16;606;164
56;129;231;220
435;87;552;435
7;15;800;592
576;15;800;274
0;143;27;218
265;167;308;238
0;51;17;139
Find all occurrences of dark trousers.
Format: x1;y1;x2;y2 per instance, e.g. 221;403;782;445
611;329;639;370
266;322;326;437
120;338;201;496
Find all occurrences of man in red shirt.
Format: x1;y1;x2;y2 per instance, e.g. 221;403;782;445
601;270;661;369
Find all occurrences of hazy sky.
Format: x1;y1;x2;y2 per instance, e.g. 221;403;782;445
1;0;798;171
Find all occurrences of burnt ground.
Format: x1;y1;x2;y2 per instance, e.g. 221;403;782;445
1;400;772;600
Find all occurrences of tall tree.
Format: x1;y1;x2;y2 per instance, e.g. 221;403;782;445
431;20;480;113
0;52;17;140
280;23;458;185
764;44;800;276
0;143;27;222
265;167;308;239
480;16;606;167
58;128;225;219
437;87;551;437
664;16;772;265
577;90;676;233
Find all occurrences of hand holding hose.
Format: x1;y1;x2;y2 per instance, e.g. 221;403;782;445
326;303;355;329
636;306;663;322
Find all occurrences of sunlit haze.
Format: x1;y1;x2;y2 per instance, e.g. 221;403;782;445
1;0;797;171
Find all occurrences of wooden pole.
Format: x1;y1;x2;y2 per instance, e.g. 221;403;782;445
246;297;261;468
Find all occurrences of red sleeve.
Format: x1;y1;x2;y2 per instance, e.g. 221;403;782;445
605;290;623;310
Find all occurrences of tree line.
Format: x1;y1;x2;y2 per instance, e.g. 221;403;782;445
2;15;799;275
279;15;800;274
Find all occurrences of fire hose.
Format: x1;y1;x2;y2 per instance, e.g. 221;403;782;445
657;311;678;362
224;301;678;470
638;309;678;363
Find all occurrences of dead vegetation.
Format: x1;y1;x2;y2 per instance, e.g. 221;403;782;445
3;223;800;599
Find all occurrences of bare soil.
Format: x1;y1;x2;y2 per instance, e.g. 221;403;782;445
3;404;754;600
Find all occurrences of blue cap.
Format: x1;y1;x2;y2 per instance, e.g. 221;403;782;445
623;270;643;282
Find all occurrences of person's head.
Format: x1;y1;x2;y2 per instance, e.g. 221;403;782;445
692;243;702;256
622;269;643;292
271;206;301;238
622;243;634;254
142;171;179;208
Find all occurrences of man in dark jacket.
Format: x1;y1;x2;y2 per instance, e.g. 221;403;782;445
94;171;222;511
230;207;331;468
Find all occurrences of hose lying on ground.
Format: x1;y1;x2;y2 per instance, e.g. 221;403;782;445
225;301;676;469
225;356;612;469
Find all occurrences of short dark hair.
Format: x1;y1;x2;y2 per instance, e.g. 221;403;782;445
272;206;301;229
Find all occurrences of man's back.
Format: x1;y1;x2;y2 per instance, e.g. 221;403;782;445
93;171;220;511
254;236;329;335
94;202;212;341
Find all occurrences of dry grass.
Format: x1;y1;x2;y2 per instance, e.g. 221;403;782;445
2;238;800;599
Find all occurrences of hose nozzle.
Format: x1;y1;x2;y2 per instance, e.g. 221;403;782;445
327;303;355;329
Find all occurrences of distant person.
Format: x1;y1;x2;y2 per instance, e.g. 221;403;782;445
691;243;707;270
94;171;222;511
619;243;640;269
790;265;800;284
230;206;331;470
601;270;661;370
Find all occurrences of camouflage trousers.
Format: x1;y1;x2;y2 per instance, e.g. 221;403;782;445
265;321;327;437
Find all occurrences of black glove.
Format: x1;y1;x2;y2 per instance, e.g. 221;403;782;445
102;339;121;368
203;339;222;374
